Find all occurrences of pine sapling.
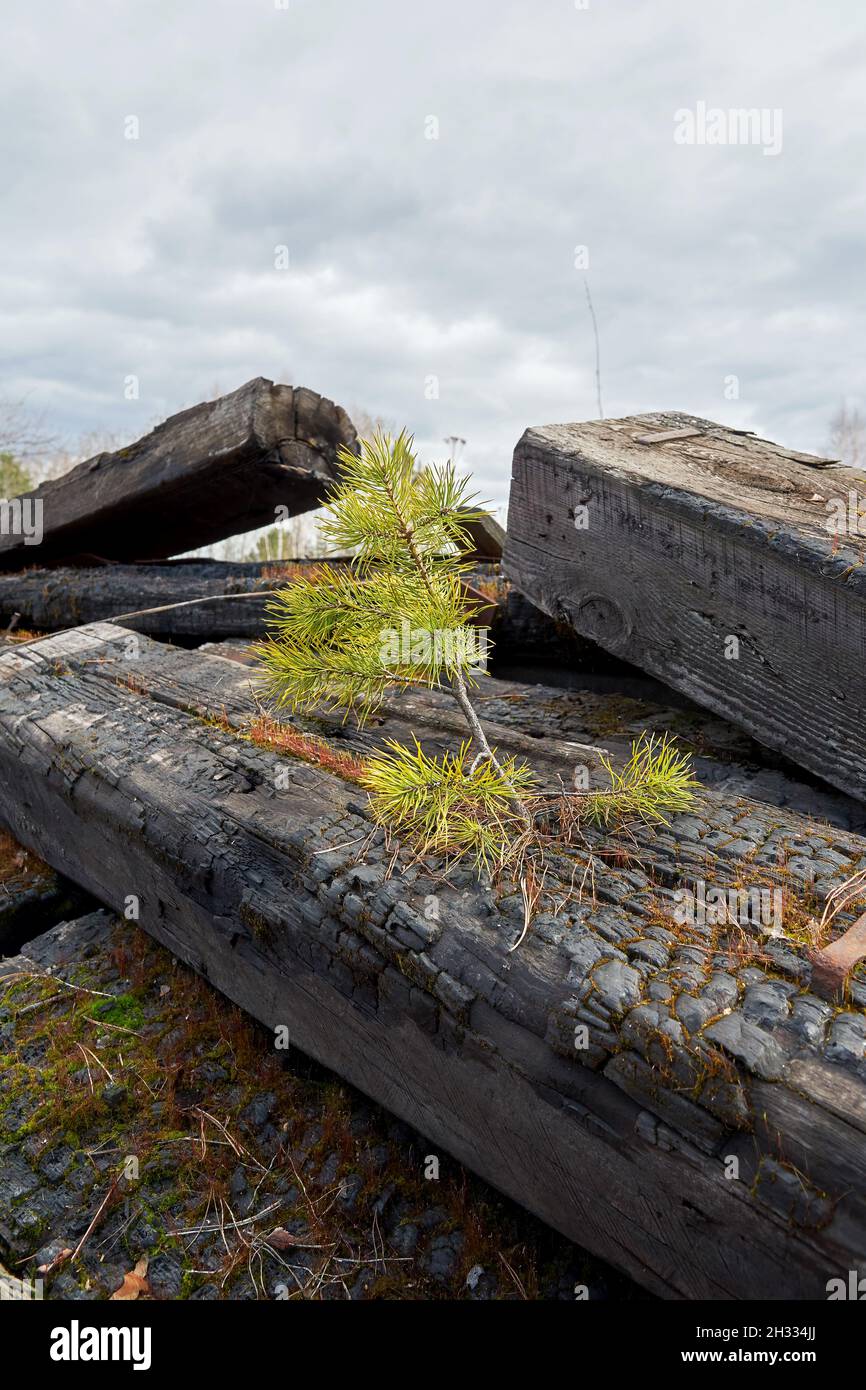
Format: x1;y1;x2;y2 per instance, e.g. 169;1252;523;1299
255;431;697;881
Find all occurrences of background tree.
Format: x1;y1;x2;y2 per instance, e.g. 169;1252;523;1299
0;395;55;464
828;402;865;469
0;453;32;498
243;513;329;563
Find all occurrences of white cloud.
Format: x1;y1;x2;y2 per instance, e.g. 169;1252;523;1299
1;0;864;506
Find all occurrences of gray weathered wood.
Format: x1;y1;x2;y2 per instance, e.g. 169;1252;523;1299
504;411;866;801
1;624;865;1297
0;378;357;571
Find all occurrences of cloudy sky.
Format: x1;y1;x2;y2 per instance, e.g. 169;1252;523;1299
2;0;865;515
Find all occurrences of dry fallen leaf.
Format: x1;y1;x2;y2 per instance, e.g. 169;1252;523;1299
265;1228;295;1251
110;1257;150;1301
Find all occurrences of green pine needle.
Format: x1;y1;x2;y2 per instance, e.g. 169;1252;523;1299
360;732;696;873
577;733;698;828
361;738;536;874
254;565;486;720
319;430;487;570
254;432;493;721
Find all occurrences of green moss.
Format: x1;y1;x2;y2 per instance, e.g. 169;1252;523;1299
85;993;146;1031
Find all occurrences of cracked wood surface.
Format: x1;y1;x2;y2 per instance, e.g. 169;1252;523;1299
1;624;866;1297
504;411;866;802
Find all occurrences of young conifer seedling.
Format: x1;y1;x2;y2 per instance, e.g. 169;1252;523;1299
255;431;697;886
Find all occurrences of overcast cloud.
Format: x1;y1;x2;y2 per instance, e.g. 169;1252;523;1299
2;0;865;514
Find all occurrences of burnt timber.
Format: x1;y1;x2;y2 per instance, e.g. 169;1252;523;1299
0;378;358;571
1;907;633;1300
503;412;866;802
0;379;503;572
0;560;281;641
1;625;866;1298
0;559;591;667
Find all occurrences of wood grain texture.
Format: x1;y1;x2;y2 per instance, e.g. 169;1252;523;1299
1;624;866;1298
503;412;866;801
0;378;357;571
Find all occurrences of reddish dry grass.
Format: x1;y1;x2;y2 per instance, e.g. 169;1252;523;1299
0;827;52;886
244;715;367;784
471;576;506;604
259;561;327;585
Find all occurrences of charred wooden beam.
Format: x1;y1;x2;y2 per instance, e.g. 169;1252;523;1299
0;382;504;572
504;412;866;801
195;638;866;832
1;908;635;1300
1;625;866;1298
0;559;593;663
0;560;289;640
462;511;506;560
0;379;358;572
